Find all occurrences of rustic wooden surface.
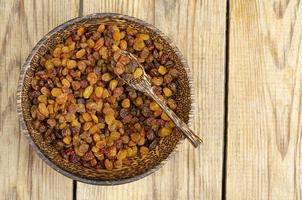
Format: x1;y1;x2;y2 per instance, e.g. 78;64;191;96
227;0;302;199
76;0;226;200
0;0;78;199
1;0;302;199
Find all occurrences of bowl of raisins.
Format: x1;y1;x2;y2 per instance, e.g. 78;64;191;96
17;13;193;185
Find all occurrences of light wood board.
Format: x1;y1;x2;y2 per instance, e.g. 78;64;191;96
76;0;227;200
0;0;78;199
227;0;302;199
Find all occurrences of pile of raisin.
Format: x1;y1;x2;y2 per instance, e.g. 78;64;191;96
29;24;180;170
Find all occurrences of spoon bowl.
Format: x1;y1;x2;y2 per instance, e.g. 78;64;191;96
113;50;203;147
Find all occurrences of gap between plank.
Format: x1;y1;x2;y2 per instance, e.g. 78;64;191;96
222;0;230;199
73;180;77;200
79;0;83;17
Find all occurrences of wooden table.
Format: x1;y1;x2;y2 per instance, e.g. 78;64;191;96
1;0;301;199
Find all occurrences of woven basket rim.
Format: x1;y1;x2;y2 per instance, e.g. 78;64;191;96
16;13;194;185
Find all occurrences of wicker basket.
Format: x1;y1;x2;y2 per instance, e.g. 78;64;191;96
17;13;193;185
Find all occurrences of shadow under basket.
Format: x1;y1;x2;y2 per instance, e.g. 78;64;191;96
17;13;193;185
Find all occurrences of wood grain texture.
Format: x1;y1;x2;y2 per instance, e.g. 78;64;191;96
0;0;78;199
227;0;302;199
77;0;226;199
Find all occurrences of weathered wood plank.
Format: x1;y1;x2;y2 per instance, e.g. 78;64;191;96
0;0;78;199
227;0;302;199
77;0;226;199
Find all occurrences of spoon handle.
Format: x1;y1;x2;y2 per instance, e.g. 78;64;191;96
146;88;203;148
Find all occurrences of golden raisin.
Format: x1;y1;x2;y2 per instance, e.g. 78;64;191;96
109;79;118;91
154;41;163;50
149;102;160;111
104;159;113;170
95;86;104;98
128;141;136;148
41;87;50;95
151;77;163;86
103;106;115;116
87;72;98;85
51;88;62;97
133;38;145;51
120;40;127;50
94;38;104;51
56;94;68;104
112;45;119;52
130;133;141;143
87;39;95;48
62;46;70;53
95;152;104;161
37;95;48;104
120;31;126;39
52;58;62;67
63;136;72;145
127;147;135;157
80;43;88;49
91;146;99;153
137;137;146;146
45;60;54;70
121;135;130;144
47;105;54;114
126;27;137;35
113;31;121;41
161;112;170;121
167;121;175;128
154;110;162;117
101;73;112;82
53;47;62;58
83;122;93;131
163;87;172;97
66;59;77;69
167;98;177;110
38;103;49;117
99;46;108;59
158;65;167;75
113;63;125;75
140;146;149;155
159;126;172;137
133;68;143;79
91;114;99;123
47;118;56;127
65;113;75;122
93;133;101;142
97;24;105;33
76;49;86;58
135;97;143;106
83;85;94;99
79;143;89;153
77;61;87;72
105;115;115;125
68;42;76;51
117;149;127;160
61;79;70;88
96;140;106;149
114;160;123;168
110;131;121;141
137;33;150;40
108;146;117;157
89;124;99;134
102;89;110;98
82;113;92;122
121;98;130;108
77;27;85;36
